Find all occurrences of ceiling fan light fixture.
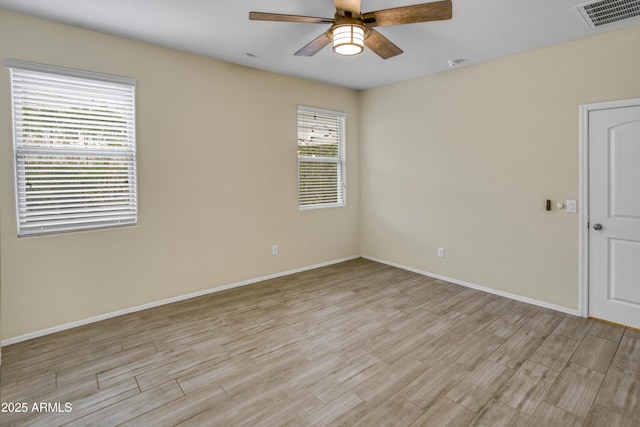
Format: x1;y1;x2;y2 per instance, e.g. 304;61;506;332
332;24;365;56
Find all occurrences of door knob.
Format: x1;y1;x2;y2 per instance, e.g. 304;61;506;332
593;223;603;230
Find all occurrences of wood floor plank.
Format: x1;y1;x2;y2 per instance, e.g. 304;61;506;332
445;359;516;413
452;331;505;368
483;309;530;339
65;380;184;426
518;312;563;339
409;397;476;427
528;333;580;371
0;371;57;403
519;401;584;427
569;333;618;373
553;315;594;340
543;363;605;418
96;345;194;388
481;297;520;316
448;310;501;337
236;389;324;427
595;364;640;421
624;327;640;340
489;331;544;370
421;310;468;336
469;399;521;427
397;358;470;410
55;343;158;387
134;351;227;392
1;335;125;379
585;404;639;427
496;360;559;416
301;391;365;426
352;394;423;427
612;335;640;371
176;352;259;395
303;352;384;404
588;319;625;343
217;349;309;398
352;358;428;406
119;383;228;427
9;377;140;427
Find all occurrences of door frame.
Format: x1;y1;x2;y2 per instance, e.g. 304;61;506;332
578;97;640;318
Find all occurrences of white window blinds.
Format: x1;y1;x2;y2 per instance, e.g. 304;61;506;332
297;106;346;209
4;59;137;236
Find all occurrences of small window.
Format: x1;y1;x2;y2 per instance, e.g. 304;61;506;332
297;106;346;209
4;59;137;237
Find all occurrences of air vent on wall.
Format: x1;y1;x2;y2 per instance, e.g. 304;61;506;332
576;0;640;28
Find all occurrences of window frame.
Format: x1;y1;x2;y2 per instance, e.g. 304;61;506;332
4;59;137;237
297;105;346;210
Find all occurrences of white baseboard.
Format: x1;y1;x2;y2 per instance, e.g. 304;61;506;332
1;255;360;347
362;255;581;317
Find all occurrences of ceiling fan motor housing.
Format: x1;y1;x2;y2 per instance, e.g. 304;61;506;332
328;15;371;40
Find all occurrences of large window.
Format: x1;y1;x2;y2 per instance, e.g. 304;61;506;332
297;106;346;209
5;59;137;237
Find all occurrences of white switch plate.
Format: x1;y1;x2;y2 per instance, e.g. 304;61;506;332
566;200;577;213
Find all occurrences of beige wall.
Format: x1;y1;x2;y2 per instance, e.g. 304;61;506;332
360;25;640;310
0;11;360;341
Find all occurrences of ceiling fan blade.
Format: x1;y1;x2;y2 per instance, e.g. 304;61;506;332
365;28;403;59
295;32;332;56
362;0;452;27
334;0;361;17
249;12;333;24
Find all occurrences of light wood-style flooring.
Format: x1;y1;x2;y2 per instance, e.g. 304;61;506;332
2;258;640;426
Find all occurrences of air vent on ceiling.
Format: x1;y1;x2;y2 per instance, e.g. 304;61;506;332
576;0;640;28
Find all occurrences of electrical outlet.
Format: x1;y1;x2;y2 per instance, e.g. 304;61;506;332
272;244;278;256
438;247;445;258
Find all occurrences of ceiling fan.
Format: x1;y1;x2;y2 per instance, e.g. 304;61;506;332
249;0;452;59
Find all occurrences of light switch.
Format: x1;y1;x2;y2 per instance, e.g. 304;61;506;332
566;200;577;213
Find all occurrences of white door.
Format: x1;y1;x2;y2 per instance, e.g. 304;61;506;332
588;103;640;328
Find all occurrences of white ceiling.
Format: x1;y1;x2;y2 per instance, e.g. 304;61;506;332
1;0;639;90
